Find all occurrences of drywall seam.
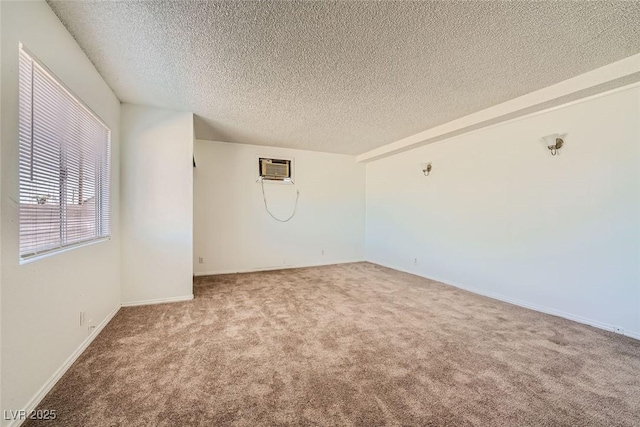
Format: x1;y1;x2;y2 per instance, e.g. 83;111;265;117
7;304;121;427
357;54;640;162
371;261;639;342
194;260;367;277
120;294;194;307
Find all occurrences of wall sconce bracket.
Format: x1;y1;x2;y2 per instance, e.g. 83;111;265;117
542;134;566;156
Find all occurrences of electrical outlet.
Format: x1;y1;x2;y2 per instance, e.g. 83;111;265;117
414;258;418;265
613;327;624;335
80;311;85;326
322;249;325;255
198;257;204;264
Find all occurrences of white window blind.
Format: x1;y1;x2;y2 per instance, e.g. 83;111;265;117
19;46;111;260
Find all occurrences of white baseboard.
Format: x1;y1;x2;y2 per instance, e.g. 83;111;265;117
370;261;640;342
7;293;196;426
194;259;366;276
120;294;194;307
627;330;640;340
7;304;121;427
7;262;636;427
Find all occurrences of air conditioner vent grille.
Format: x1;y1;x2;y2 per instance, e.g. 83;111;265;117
259;158;291;181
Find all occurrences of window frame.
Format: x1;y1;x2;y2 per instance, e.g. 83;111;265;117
18;44;112;264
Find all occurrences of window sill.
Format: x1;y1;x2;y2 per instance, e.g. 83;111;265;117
20;237;111;265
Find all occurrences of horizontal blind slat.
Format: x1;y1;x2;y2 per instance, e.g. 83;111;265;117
19;46;111;259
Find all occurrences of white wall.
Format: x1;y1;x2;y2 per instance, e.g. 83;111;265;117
120;104;194;304
0;0;4;416
0;1;121;423
366;85;640;338
193;140;365;275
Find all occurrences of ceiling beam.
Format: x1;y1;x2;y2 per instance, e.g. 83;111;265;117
356;53;640;163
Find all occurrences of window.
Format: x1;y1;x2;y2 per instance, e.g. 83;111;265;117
18;45;111;260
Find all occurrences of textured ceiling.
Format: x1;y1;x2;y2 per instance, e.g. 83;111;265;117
48;1;640;155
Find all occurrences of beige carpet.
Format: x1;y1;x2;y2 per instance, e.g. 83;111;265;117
27;262;640;426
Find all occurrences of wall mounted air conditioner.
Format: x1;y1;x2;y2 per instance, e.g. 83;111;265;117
258;157;294;183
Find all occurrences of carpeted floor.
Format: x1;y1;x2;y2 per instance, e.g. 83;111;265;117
27;262;640;426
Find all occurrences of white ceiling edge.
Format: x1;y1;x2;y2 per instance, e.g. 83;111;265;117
356;53;640;163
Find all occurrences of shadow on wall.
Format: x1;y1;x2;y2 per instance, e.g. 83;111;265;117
194;115;255;144
193;115;308;150
194;115;228;142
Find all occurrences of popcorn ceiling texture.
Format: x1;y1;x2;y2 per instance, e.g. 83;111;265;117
47;1;640;154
